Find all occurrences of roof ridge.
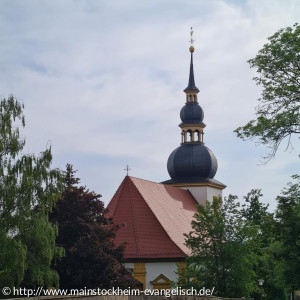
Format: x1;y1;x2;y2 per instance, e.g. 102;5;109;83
128;176;164;185
130;176;199;192
127;177;141;257
106;176;127;216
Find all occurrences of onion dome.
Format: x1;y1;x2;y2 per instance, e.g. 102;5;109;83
167;144;218;180
180;102;204;124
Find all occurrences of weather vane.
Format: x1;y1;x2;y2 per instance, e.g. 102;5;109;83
189;27;194;45
124;165;131;176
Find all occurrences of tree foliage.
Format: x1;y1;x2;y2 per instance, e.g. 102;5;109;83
240;190;283;300
0;96;64;291
235;24;300;161
50;164;137;289
179;196;258;298
272;176;300;298
179;179;300;300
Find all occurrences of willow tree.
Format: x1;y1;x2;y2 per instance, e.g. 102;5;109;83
0;96;64;290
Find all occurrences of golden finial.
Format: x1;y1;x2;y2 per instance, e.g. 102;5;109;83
189;27;195;52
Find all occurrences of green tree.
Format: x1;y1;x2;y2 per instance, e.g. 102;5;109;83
272;176;300;299
0;96;64;292
50;165;137;289
241;190;284;300
242;178;300;300
235;24;300;161
179;196;257;298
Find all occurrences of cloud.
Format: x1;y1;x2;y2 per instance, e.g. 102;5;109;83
0;0;299;207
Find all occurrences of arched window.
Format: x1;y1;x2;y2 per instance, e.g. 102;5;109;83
183;131;187;143
187;130;192;142
195;130;200;142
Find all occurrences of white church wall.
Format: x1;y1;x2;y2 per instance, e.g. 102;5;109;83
145;262;178;289
124;262;134;269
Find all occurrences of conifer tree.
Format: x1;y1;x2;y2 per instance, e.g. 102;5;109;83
50;164;137;289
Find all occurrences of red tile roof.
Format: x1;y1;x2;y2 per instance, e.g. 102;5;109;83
107;176;198;259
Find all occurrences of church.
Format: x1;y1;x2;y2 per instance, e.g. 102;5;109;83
107;32;226;290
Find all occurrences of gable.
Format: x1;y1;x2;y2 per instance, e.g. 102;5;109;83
107;176;198;258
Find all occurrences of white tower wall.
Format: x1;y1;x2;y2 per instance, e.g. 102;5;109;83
179;185;222;205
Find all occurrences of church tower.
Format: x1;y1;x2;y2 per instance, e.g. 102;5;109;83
163;29;226;205
107;29;227;289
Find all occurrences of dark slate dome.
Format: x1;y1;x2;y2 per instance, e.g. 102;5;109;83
167;143;218;180
180;102;204;124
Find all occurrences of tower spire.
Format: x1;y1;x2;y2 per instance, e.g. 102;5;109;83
184;27;199;93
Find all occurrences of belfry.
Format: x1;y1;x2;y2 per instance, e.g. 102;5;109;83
107;29;226;290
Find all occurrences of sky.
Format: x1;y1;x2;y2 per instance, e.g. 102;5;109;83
0;0;299;211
